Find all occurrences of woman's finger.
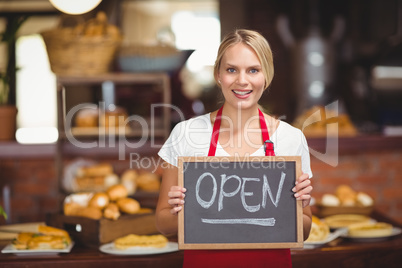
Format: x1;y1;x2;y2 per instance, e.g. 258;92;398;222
167;198;185;206
170;205;183;214
294;185;313;198
168;191;185;198
292;179;311;193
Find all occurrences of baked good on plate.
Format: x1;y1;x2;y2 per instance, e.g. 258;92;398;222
348;222;393;238
114;234;168;249
12;225;71;250
306;216;330;242
324;214;371;229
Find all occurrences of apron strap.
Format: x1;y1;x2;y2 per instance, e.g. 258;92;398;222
208;107;274;157
258;109;275;156
208;106;223;156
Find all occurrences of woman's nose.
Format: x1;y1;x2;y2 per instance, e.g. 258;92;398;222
236;72;248;85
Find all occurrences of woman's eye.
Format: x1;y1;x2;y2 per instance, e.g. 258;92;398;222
250;69;259;74
227;68;235;73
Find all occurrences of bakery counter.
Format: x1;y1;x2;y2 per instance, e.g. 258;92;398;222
1;210;401;268
0;243;184;268
291;210;402;268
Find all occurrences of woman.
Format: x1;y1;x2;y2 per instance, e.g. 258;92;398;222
156;29;313;267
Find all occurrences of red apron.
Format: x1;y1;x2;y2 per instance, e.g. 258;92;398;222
183;107;292;268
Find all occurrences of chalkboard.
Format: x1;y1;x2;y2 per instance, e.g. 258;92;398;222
178;156;303;250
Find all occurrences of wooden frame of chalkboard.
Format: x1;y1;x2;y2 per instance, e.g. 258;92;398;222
178;156;303;250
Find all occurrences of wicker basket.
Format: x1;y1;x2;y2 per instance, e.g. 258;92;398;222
41;27;121;76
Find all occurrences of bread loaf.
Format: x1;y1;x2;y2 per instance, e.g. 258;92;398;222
77;163;113;177
136;172;160;192
116;197;140;214
121;169;138;195
103;203;121;220
88;192;110;209
76;206;103;220
106;184;128;201
75;108;98;128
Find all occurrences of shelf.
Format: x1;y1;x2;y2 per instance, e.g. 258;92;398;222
58;139;163;159
307;134;402;154
2;135;402;160
67;127;166;138
56;72;170;86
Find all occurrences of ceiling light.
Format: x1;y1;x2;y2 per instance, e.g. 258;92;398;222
49;0;102;15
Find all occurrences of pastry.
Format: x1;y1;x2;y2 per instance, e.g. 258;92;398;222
321;194;340;206
88;192;110;209
99;107;128;128
114;234;168;249
306;216;330;242
106;184;128;201
136;172;160;192
76;163;113;177
348;222;393;238
116;197;140;214
335;185;357;206
121;169;138;195
64;202;86;216
356;192;374;207
103;203;121;220
324;214;371;229
12;225;71;250
75;108;98;128
76;206;103;220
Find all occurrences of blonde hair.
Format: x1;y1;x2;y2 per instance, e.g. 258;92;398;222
213;29;274;90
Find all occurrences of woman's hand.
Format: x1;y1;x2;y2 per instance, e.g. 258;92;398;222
167;186;187;215
292;173;312;208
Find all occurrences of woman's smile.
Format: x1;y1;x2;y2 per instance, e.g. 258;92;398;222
232;89;253;98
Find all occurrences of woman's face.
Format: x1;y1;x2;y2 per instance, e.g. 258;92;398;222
217;42;265;111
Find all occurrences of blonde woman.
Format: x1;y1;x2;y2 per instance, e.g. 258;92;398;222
156;29;313;267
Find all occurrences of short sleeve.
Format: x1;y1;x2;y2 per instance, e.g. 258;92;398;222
300;133;313;178
158;121;186;167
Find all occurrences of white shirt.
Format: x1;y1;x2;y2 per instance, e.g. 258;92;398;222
158;113;313;178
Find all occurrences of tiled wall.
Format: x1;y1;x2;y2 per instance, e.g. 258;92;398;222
310;150;402;223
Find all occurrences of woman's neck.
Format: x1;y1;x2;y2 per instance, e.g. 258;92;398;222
220;104;260;132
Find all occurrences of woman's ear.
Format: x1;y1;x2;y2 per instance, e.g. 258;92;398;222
215;73;221;85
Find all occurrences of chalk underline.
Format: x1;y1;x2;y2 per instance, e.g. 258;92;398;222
201;218;276;226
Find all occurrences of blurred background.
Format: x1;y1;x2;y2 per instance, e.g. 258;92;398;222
0;0;402;225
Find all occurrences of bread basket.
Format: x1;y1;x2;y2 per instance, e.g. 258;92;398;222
41;13;122;76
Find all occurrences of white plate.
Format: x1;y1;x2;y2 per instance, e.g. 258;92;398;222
99;242;179;255
1;242;74;256
303;228;347;249
341;227;402;242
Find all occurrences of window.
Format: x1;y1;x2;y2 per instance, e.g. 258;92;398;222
16;33;58;144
